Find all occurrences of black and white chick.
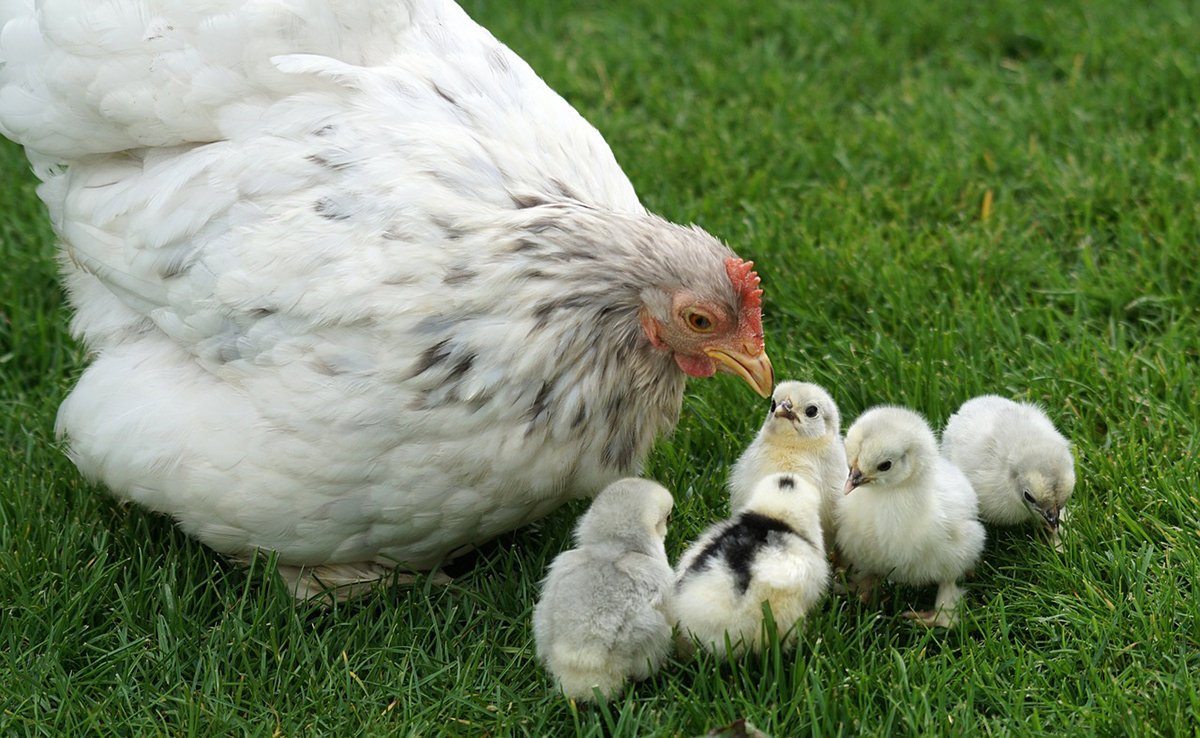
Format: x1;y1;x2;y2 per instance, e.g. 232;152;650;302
532;478;675;702
727;381;847;552
673;473;830;656
837;406;985;629
941;395;1076;549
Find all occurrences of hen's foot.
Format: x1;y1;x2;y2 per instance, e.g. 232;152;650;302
276;562;452;606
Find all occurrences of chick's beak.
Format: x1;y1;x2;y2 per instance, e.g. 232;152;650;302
774;399;796;420
705;344;774;398
845;467;865;494
1042;507;1061;531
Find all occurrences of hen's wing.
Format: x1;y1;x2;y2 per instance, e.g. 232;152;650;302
0;0;650;566
0;0;641;352
1;0;638;199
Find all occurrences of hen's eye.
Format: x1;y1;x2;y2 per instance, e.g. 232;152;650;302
804;404;819;418
1023;490;1035;503
685;311;714;331
877;461;892;472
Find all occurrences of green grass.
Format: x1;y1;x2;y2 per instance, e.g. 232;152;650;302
2;0;1198;734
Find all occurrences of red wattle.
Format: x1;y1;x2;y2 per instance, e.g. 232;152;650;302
675;353;716;377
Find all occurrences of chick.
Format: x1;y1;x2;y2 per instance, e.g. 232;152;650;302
728;381;847;553
673;473;830;656
941;395;1075;548
532;478;675;702
837;406;985;629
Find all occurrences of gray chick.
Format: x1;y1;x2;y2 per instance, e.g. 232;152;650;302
532;478;675;702
941;395;1076;547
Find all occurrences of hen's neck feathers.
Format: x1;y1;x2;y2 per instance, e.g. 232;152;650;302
427;201;733;479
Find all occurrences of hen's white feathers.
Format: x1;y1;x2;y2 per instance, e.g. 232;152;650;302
1;0;636;204
532;479;675;701
2;0;760;591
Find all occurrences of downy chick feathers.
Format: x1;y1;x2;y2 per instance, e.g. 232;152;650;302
728;381;847;552
673;473;830;656
941;395;1075;545
532;478;675;701
837;406;985;628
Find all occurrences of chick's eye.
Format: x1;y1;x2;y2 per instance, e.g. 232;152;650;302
769;399;777;412
1023;490;1035;503
877;461;892;472
684;310;714;332
804;404;819;418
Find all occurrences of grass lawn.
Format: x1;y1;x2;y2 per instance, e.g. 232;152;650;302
2;0;1198;734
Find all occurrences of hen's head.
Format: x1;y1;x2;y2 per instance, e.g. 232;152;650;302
637;255;773;397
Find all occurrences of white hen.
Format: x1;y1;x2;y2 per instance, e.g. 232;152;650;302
532;478;674;702
0;1;774;599
837;406;985;629
673;473;829;656
727;381;846;552
941;395;1075;547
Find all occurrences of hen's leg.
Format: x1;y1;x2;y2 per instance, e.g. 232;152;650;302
276;562;452;605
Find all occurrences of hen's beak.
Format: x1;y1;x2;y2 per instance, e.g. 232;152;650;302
705;346;774;398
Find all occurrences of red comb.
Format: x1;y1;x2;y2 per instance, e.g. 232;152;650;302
725;257;765;349
725;257;763;311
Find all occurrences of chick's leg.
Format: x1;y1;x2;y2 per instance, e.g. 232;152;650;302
904;581;964;629
1037;522;1065;551
848;568;881;604
827;547;851;594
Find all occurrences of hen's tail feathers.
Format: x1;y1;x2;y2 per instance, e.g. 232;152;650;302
0;0;416;163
